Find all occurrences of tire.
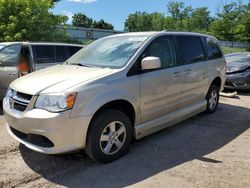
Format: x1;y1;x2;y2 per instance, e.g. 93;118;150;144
85;109;133;163
206;84;220;113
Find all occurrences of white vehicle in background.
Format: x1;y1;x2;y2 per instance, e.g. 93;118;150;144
0;42;83;100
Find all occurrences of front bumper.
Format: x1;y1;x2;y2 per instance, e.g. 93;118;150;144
3;97;92;154
225;73;250;90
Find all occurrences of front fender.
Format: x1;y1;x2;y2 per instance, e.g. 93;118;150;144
86;89;138;115
70;81;140;122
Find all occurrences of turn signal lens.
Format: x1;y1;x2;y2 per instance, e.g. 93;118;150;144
67;93;77;108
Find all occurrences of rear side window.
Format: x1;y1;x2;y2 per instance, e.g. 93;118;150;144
55;46;67;62
32;45;55;64
205;38;223;60
175;36;205;65
67;46;82;57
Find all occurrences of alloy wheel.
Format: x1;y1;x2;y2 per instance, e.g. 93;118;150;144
99;121;127;155
209;90;218;110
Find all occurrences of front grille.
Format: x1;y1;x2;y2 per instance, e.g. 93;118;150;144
9;90;33;112
16;92;32;101
13;102;27;111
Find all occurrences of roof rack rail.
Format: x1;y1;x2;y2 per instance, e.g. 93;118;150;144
161;30;178;32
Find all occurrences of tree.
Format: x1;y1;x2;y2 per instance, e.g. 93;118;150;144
93;19;114;30
124;3;211;33
72;13;93;28
72;13;114;30
233;2;250;42
124;12;153;31
209;2;244;41
167;1;192;20
124;1;250;42
186;8;211;32
0;0;68;42
151;13;166;31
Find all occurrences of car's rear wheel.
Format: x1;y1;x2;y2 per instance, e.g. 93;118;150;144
85;109;132;163
206;84;219;113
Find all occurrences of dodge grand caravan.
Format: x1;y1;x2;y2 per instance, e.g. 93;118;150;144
0;42;83;100
3;32;225;163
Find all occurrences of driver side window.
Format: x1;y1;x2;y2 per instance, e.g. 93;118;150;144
142;36;177;69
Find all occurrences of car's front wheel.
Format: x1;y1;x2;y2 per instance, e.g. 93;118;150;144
86;109;132;163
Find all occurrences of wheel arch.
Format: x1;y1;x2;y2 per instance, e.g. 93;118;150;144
211;77;222;89
85;99;137;148
89;99;136;127
207;76;222;95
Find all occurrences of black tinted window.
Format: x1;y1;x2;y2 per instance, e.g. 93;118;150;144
175;36;205;64
205;38;223;60
32;45;55;64
143;36;176;68
55;46;67;62
67;46;81;57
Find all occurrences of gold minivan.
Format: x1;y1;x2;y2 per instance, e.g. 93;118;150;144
3;32;225;163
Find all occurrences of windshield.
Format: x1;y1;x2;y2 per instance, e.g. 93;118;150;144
226;53;250;64
67;35;149;68
0;45;5;50
0;45;21;66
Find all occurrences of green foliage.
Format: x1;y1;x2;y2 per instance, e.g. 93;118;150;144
0;0;69;42
167;1;192;20
222;47;250;54
72;13;114;30
124;12;162;31
72;13;93;28
209;2;243;41
92;19;114;30
124;1;250;43
187;8;211;32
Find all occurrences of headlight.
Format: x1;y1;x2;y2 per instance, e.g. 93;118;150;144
35;92;77;112
6;88;14;99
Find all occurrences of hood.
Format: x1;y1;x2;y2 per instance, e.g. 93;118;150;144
226;61;250;74
10;65;113;95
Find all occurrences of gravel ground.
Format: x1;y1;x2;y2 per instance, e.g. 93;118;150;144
0;93;249;188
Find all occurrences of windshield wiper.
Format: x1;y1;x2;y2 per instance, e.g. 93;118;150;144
73;63;97;68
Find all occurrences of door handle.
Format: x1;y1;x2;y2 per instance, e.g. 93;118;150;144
9;72;17;77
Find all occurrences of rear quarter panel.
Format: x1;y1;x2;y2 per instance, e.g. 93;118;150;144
207;57;226;93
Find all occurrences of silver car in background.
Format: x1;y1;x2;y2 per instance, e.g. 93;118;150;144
225;52;250;90
0;42;83;100
3;32;225;163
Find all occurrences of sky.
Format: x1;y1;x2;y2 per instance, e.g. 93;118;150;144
52;0;249;31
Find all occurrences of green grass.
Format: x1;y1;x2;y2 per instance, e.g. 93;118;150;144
222;47;250;55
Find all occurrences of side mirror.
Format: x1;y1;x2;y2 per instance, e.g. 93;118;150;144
141;56;161;71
